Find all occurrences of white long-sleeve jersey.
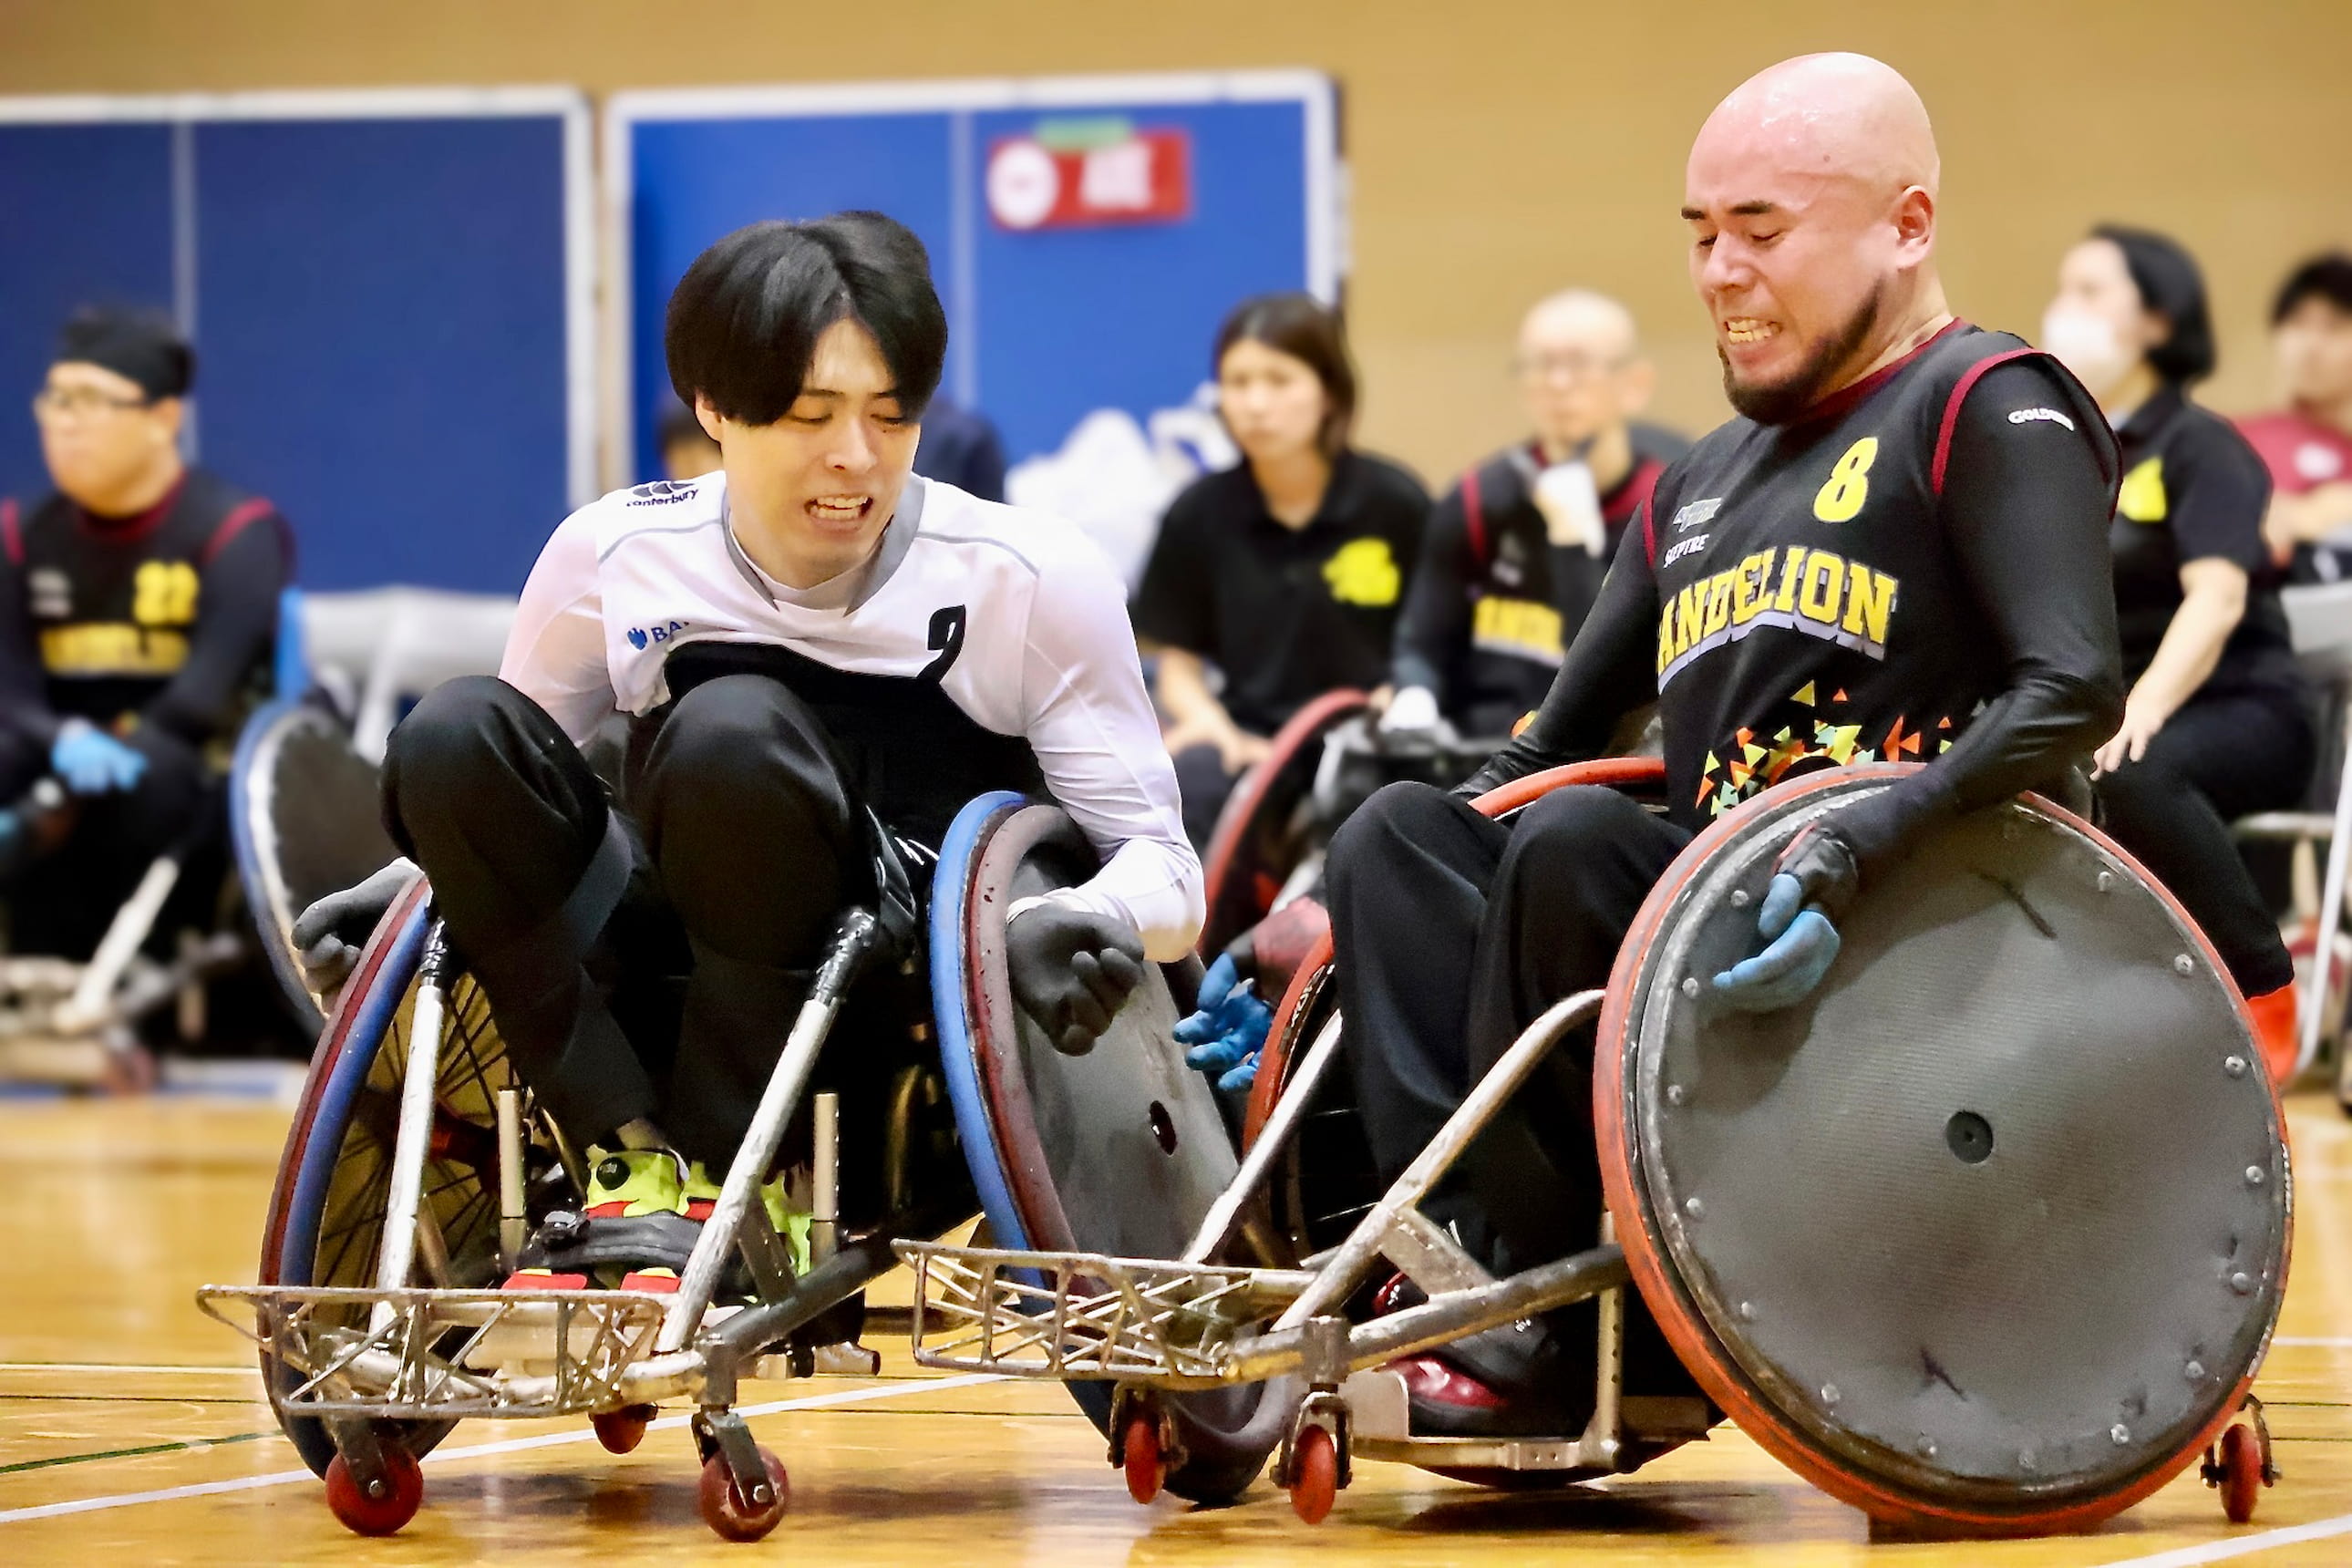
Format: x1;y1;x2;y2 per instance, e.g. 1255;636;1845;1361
499;471;1203;960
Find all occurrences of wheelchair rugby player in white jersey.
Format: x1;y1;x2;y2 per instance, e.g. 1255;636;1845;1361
291;211;1202;1293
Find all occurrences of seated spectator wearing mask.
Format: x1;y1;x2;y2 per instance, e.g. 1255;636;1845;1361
2241;253;2352;580
0;307;291;958
1132;294;1429;849
1387;290;1675;740
2043;226;2311;1068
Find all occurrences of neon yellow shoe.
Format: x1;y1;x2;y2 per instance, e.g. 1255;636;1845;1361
583;1148;690;1219
676;1161;814;1278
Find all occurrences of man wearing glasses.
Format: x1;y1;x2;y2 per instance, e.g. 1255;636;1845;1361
1386;291;1681;740
0;308;289;957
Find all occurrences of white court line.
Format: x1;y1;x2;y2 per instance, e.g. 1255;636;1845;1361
0;1372;1003;1526
2272;1336;2352;1347
0;1364;258;1377
2092;1510;2352;1567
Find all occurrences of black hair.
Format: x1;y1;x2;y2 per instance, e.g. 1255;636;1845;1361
2272;253;2352;325
655;398;715;451
1212;293;1358;459
55;306;193;400
2090;224;2216;387
665;211;947;426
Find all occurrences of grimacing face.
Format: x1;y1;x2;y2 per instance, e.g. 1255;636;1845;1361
698;317;920;587
36;361;181;512
1681;142;1922;422
1217;338;1330;465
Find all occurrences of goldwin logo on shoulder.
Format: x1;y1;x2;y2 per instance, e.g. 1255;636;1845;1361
1672;497;1722;533
2007;407;2076;431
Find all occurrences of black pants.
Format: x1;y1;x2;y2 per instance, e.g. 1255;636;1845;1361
382;674;892;1170
1328;780;1695;1408
2096;687;2314;998
0;724;219;960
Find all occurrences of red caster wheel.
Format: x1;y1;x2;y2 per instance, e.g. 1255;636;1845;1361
593;1404;656;1454
698;1447;789;1542
1287;1425;1338;1525
1119;1411;1166;1504
323;1445;424;1536
2216;1423;2267;1523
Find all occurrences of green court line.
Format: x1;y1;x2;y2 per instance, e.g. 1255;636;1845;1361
0;1430;273;1475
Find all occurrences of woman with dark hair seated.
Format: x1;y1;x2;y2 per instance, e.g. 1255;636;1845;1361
2043;224;2314;1070
1131;294;1429;850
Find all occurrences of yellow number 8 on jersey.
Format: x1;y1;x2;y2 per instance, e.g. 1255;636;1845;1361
1813;436;1880;523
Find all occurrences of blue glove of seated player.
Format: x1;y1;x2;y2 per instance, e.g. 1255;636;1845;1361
50;719;147;796
1710;821;1857;1013
1173;951;1274;1092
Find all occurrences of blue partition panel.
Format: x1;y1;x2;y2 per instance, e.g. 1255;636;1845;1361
0;97;585;593
615;76;1336;481
0;123;176;502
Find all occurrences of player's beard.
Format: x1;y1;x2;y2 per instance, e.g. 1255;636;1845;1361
1720;281;1887;426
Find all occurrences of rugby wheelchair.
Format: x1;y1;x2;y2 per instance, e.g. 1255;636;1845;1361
197;788;1285;1541
0;591;392;1088
904;760;2294;1536
1199;688;1508;956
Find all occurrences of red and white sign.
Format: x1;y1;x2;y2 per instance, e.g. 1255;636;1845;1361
985;128;1192;231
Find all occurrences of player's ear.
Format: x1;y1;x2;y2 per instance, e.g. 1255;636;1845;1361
150;396;186;447
693;396;727;445
1892;185;1935;260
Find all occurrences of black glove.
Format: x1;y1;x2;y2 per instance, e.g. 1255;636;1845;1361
1770;820;1861;922
290;860;419;995
1005;900;1147;1057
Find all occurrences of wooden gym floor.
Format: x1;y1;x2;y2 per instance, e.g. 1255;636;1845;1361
4;1089;2351;1567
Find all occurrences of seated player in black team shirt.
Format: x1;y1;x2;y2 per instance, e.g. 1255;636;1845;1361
0;309;290;959
1312;54;2127;1434
1386;289;1676;740
1131;294;1429;849
2041;227;2312;1070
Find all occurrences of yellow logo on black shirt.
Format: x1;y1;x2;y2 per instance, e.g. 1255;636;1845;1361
133;561;200;625
1471;595;1564;663
41;624;191;676
1323;537;1400;607
1812;437;1880;522
2118;457;2168;522
1655;544;1899;686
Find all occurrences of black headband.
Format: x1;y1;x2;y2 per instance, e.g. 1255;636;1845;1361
54;310;193;401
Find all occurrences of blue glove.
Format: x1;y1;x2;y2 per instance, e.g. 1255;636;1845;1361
1173;952;1274;1092
51;719;147;796
1711;872;1842;1013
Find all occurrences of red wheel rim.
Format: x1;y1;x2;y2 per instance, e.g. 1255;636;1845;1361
1121;1414;1165;1504
1289;1425;1338;1524
2220;1425;2262;1524
698;1448;789;1542
1593;762;2284;1536
323;1447;422;1537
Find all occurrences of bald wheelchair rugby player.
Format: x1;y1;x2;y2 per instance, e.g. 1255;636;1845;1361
293;211;1200;1288
1177;54;2143;1437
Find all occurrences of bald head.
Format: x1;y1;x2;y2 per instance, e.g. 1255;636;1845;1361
1515;288;1654;457
1681;54;1952;423
1694;53;1939;205
1521;289;1639;361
